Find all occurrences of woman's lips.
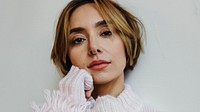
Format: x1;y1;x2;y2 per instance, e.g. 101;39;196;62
88;60;111;70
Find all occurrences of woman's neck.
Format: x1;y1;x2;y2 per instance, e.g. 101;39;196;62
92;74;125;99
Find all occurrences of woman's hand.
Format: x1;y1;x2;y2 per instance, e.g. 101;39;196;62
59;65;94;103
31;65;94;112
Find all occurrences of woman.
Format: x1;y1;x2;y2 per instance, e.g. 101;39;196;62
32;0;157;111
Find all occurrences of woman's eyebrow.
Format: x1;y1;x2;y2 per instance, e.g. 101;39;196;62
95;20;107;27
70;20;110;34
70;27;84;34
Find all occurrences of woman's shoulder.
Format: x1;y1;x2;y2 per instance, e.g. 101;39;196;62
92;84;158;112
118;84;159;112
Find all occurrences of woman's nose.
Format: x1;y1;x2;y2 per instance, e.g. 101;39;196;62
88;39;102;56
89;48;102;55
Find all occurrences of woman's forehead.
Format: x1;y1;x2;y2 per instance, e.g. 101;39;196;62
69;4;104;29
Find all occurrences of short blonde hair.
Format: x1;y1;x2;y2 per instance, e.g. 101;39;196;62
51;0;145;76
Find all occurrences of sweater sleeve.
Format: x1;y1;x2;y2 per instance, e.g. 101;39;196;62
31;66;93;112
31;90;92;112
90;85;158;112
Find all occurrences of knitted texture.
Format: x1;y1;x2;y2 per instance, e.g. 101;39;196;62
31;66;157;112
90;85;157;112
31;66;93;112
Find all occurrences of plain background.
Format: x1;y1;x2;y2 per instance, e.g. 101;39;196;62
0;0;200;112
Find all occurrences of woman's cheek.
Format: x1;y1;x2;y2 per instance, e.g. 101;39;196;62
69;48;87;69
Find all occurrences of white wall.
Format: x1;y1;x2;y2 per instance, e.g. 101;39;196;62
0;0;199;112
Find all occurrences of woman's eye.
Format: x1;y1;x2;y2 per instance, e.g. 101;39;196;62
100;31;112;37
72;38;86;44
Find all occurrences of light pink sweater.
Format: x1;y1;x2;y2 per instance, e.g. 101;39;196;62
31;66;157;112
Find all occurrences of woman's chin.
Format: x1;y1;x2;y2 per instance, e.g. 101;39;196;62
93;78;110;85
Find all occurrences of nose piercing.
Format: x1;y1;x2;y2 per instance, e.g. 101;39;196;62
91;51;97;55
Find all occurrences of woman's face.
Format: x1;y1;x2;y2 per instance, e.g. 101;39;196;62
69;3;126;84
